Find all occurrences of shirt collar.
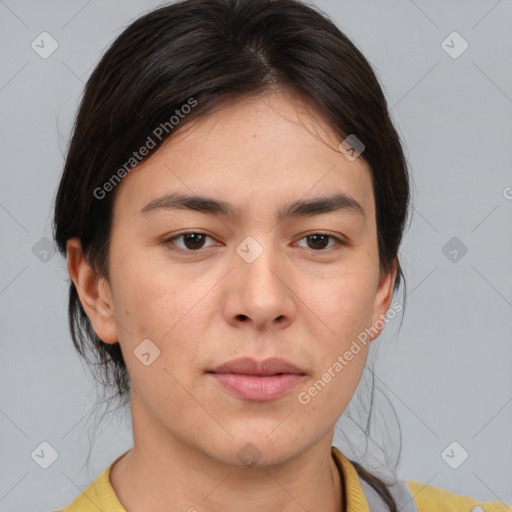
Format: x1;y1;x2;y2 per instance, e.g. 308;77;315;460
331;446;370;512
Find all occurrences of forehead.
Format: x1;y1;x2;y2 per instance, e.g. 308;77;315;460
112;91;375;223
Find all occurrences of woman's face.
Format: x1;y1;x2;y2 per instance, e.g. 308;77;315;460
72;90;396;467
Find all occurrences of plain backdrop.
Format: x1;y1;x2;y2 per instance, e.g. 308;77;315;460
1;1;511;510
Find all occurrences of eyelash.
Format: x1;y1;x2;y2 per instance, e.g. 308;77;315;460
162;231;346;254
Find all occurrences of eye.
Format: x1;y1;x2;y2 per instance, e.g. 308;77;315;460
163;231;345;254
163;231;219;252
296;233;345;251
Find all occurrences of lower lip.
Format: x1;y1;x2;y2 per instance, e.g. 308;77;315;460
209;373;305;401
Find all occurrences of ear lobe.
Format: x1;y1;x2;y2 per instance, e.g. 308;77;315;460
66;238;119;344
368;259;398;342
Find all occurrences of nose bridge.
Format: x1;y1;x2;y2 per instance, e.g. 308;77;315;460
236;233;284;294
227;233;295;327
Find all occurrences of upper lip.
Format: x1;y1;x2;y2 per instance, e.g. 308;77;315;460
208;357;306;376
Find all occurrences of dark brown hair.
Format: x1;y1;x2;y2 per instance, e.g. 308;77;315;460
53;0;410;508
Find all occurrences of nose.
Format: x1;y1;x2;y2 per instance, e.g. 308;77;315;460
221;237;297;332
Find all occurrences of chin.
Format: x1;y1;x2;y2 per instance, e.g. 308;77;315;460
215;430;308;468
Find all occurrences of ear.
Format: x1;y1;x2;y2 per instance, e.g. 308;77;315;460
66;238;119;344
368;259;398;342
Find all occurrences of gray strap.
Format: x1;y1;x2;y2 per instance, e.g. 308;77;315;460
359;476;419;512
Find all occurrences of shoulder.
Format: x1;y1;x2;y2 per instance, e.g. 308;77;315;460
55;467;125;512
56;451;129;512
406;481;512;512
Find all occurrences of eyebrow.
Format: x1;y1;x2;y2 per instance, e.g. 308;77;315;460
139;192;365;220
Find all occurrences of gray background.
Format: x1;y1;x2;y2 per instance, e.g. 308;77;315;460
1;0;511;510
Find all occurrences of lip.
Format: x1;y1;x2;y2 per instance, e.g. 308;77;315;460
208;357;306;376
207;357;306;402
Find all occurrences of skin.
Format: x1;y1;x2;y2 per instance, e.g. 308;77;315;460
67;89;397;512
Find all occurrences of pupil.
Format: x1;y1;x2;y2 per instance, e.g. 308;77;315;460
184;233;204;249
309;234;328;249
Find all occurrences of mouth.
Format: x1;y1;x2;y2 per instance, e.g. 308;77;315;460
206;357;306;401
207;356;306;376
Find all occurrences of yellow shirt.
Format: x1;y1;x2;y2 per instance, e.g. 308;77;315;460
56;447;512;512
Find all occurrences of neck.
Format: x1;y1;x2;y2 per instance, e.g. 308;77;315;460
110;412;343;512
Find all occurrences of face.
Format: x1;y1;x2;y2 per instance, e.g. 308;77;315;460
70;90;396;467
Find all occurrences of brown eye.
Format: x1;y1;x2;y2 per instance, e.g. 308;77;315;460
181;233;207;250
307;234;330;250
297;233;344;251
164;232;217;252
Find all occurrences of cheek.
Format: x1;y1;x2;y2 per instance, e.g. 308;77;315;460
108;251;219;379
109;263;201;406
295;275;376;422
110;248;192;334
305;261;378;341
